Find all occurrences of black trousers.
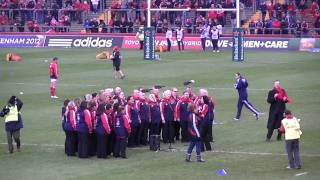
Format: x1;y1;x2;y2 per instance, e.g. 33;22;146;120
174;121;180;141
212;39;219;51
114;137;127;158
150;122;160;136
166;38;171;51
96;133;108;158
128;125;139;147
267;128;282;140
162;121;175;143
180;120;188;142
106;130;115;156
77;132;89;158
6;130;20;153
201;38;206;51
177;40;184;51
139;41;143;50
200;123;212;151
139;121;149;145
88;132;96;157
65;131;77;156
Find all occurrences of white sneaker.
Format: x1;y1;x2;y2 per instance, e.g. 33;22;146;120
51;96;59;99
216;50;220;52
233;118;240;121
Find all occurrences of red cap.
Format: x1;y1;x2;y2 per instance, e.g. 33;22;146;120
113;46;119;51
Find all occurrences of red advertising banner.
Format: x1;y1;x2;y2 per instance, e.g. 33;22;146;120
122;36;202;49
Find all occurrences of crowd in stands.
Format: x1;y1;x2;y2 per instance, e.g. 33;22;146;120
0;0;92;32
0;0;319;36
247;0;320;36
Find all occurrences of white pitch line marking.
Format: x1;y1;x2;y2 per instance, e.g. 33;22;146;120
1;143;320;157
295;172;308;176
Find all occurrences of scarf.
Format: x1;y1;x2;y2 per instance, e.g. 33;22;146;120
275;86;291;103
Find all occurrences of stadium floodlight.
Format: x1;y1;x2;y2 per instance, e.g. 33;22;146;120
147;0;241;28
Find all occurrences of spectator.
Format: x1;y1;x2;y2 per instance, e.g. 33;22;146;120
83;18;90;32
99;19;107;33
311;0;319;16
92;0;100;14
256;19;264;34
274;2;282;19
266;1;273;18
185;18;193;33
120;16;127;33
127;18;133;33
90;18;99;33
259;2;267;21
272;18;281;34
249;20;256;34
216;4;225;26
281;18;289;34
74;0;83;24
0;11;8;32
301;20;308;36
314;16;320;34
156;18;163;33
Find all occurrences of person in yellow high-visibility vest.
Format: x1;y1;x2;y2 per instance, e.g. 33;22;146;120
136;26;144;50
278;110;302;169
0;96;23;153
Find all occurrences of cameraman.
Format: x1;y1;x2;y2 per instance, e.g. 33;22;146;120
0;96;23;153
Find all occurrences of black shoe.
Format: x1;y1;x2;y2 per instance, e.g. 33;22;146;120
121;156;128;159
296;165;302;169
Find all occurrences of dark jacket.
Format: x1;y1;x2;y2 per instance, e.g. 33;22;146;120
267;88;288;129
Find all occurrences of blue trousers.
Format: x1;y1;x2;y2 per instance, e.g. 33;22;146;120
187;138;201;156
235;98;260;119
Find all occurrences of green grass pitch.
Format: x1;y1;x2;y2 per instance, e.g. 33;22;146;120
0;48;319;180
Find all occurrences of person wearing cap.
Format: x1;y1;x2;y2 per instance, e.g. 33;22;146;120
233;72;263;121
0;96;24;153
136;26;144;50
278;110;302;169
110;46;125;79
49;57;59;99
210;25;220;53
266;80;290;141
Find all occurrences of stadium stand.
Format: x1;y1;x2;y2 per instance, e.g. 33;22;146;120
0;0;319;36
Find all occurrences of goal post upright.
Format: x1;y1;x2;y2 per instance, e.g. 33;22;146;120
145;0;243;61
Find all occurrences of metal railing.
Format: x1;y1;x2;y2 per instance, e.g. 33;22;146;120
245;27;320;37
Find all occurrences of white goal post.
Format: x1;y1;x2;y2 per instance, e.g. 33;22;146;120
147;0;241;29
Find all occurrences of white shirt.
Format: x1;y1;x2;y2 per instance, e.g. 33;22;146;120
211;29;219;40
217;24;222;35
200;26;210;38
166;30;172;39
176;29;183;41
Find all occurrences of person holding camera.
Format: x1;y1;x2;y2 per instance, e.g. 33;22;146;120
0;96;23;153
